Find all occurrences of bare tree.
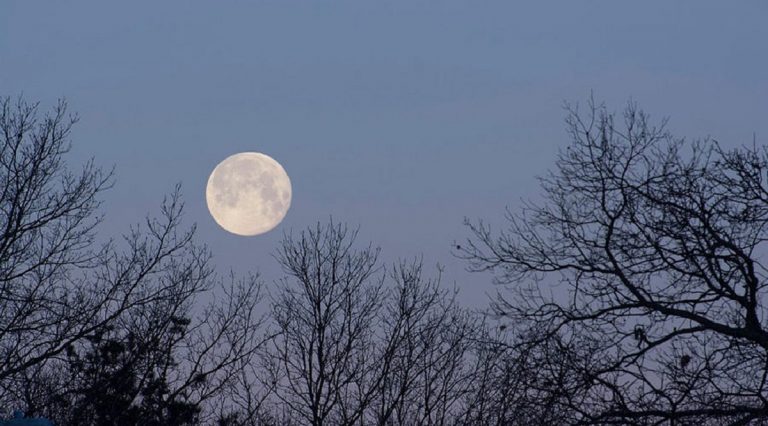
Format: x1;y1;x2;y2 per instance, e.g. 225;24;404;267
459;98;768;424
373;260;478;425
266;222;383;425
263;222;482;426
0;97;267;423
0;96;111;384
457;325;599;425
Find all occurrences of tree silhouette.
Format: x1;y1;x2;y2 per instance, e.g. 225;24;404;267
0;96;267;424
258;222;482;426
15;93;768;424
460;98;768;424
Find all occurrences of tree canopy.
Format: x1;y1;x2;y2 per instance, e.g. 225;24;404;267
460;98;768;424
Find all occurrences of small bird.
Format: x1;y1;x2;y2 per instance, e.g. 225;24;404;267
633;325;647;348
680;354;691;368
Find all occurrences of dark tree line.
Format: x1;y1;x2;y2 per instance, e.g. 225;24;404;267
3;95;768;425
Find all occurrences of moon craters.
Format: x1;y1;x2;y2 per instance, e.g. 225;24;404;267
206;152;292;236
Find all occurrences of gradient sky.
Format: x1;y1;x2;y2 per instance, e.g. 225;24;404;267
2;1;767;306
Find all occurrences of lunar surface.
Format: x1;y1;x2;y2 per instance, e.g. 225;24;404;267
206;152;292;236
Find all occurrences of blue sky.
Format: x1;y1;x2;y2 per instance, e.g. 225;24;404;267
1;1;767;305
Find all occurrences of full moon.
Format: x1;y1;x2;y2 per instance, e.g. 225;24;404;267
206;152;292;236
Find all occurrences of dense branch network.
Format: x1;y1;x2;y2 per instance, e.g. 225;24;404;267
460;98;768;424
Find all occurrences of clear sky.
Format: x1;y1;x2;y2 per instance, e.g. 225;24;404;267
1;1;767;306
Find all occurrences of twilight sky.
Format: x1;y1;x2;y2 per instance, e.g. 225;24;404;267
1;1;767;306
